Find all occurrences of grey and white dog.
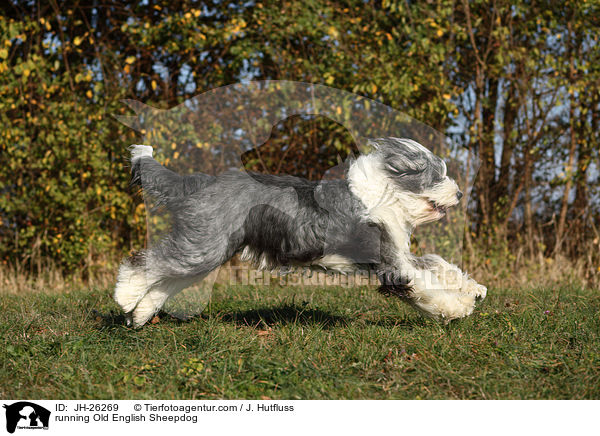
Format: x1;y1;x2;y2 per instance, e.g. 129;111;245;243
115;138;486;327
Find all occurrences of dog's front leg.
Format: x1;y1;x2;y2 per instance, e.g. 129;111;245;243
377;261;484;321
416;254;487;301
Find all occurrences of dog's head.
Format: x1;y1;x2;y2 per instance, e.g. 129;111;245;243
370;137;462;226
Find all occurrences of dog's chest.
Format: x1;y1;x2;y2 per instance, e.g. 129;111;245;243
347;158;411;261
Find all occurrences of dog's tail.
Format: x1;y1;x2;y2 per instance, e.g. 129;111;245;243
129;144;215;206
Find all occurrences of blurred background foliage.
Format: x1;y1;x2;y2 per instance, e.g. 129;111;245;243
0;0;599;283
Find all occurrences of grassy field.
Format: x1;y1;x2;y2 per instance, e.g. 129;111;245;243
1;283;598;399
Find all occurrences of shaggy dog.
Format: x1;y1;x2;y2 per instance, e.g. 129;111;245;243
114;138;486;327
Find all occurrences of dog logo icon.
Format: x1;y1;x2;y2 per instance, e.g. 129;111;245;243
3;402;50;433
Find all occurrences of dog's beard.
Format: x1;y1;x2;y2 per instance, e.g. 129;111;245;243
396;177;461;227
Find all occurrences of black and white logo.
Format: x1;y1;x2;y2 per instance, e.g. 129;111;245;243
3;402;50;434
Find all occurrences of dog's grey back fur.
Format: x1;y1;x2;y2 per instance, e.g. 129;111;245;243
133;157;381;280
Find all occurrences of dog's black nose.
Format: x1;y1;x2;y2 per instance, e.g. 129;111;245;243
456;191;463;200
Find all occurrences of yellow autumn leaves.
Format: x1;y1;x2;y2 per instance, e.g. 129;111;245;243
425;17;445;37
124;56;136;74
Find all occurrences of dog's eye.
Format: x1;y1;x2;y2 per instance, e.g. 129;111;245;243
387;164;419;177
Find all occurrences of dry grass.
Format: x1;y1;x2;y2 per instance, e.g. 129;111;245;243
0;260;117;295
1;250;596;297
467;253;599;291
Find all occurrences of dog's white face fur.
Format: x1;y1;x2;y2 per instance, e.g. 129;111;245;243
357;138;460;225
347;138;485;320
348;138;461;248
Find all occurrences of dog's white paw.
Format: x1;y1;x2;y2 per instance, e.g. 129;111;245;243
409;272;487;322
114;262;148;313
462;278;487;300
130;144;153;161
409;280;476;321
132;301;156;328
474;283;487;300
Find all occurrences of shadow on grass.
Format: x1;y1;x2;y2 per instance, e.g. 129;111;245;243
91;309;129;329
216;303;349;329
92;302;425;331
92;309;197;329
365;316;432;329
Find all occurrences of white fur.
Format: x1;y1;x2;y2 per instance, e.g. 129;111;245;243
239;245;276;271
241;245;356;273
130;274;203;327
114;257;207;327
423;177;460;210
311;254;356;272
130;144;153;161
113;261;148;314
407;256;487;320
347;154;412;251
239;245;255;262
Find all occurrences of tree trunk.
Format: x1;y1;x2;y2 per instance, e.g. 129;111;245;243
555;21;578;255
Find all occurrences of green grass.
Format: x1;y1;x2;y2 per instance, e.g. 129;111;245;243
1;284;599;399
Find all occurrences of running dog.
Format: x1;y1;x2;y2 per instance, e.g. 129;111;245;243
114;138;486;327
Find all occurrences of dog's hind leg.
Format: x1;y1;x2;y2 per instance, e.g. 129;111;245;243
113;252;150;326
130;274;204;327
115;255;205;327
129;235;235;327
